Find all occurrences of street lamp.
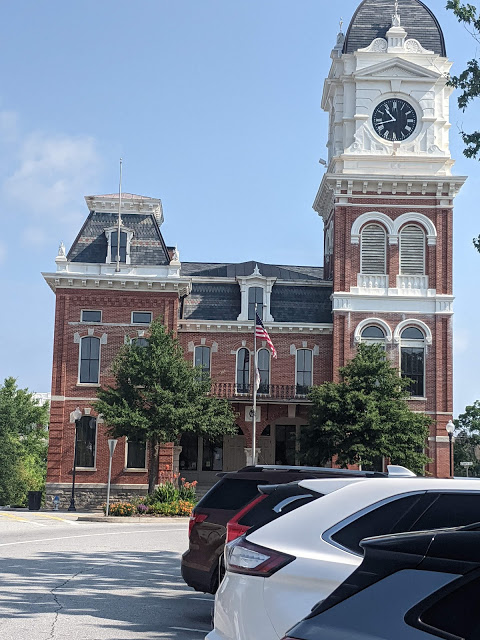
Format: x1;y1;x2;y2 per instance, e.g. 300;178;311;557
446;419;455;478
68;407;82;512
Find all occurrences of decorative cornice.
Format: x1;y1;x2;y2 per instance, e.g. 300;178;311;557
43;272;191;296
178;320;333;334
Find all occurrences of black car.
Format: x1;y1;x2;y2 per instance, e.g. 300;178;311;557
181;464;388;594
283;523;480;640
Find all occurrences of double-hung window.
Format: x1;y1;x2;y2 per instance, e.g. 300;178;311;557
79;337;100;384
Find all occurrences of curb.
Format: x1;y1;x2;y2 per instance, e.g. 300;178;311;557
77;515;191;523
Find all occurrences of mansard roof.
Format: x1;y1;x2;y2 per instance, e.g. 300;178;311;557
67;210;171;265
181;261;324;281
343;0;446;56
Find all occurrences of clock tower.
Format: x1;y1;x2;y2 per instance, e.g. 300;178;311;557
314;0;466;476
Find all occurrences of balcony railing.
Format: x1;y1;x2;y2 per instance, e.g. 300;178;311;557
210;383;312;401
396;275;429;291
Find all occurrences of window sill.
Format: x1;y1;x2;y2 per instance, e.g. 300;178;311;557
408;396;427;401
76;383;101;387
74;467;97;471
123;468;147;472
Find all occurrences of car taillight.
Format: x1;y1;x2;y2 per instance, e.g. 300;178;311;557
188;513;207;537
225;538;295;577
225;493;267;543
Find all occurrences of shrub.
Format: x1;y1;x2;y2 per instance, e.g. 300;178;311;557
137;503;148;514
145;481;179;505
178;478;198;502
103;502;136;517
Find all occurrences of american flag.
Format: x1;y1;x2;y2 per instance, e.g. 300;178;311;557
255;313;277;359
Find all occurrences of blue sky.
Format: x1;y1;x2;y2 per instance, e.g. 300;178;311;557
0;0;478;416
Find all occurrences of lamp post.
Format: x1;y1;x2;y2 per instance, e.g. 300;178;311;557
68;407;82;511
446;419;455;478
105;439;118;517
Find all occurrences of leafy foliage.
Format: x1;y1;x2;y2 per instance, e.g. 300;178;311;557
300;344;431;474
0;377;49;506
95;318;236;492
447;1;480;159
453;401;480;476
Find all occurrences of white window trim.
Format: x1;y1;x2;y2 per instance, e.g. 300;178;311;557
351;211;437;246
105;226;134;265
393;319;432;345
295;348;313;394
236;347;251;394
124;437;148;471
75;415;98;470
77;335;101;385
131;311;153;325
81;309;102;323
354;318;393;344
236;268;276;322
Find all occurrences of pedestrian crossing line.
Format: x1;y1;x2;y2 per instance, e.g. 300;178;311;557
0;513;45;526
32;514;78;525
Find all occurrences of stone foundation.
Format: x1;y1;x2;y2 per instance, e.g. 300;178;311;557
45;483;149;510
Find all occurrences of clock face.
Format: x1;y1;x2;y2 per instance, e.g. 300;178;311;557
372;99;417;142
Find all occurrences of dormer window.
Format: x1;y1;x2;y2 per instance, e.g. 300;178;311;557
236;265;275;322
105;226;134;265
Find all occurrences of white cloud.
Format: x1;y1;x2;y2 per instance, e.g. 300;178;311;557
4;132;100;216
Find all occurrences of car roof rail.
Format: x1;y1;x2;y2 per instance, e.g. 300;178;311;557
386;465;416;477
237;465;387;477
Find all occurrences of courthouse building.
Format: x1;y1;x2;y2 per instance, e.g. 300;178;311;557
43;0;466;507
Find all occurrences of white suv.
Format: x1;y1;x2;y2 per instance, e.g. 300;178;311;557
207;476;480;640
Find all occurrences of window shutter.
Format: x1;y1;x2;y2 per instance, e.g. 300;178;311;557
400;225;425;275
361;224;386;274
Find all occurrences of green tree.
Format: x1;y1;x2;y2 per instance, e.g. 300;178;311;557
0;377;49;506
453;401;480;476
446;1;480;161
95;319;237;493
300;344;431;474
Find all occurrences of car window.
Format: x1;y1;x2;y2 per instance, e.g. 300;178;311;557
331;494;424;554
418;574;480;639
197;478;261;510
409;493;480;532
238;490;322;527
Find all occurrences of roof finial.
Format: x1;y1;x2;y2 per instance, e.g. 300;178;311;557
392;0;401;27
339;17;343;33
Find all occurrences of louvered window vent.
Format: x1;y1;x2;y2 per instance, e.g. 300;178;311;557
361;224;386;275
400;225;425;275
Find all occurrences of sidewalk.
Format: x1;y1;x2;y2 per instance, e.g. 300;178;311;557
0;506;190;523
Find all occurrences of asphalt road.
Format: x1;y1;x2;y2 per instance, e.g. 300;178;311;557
0;510;213;640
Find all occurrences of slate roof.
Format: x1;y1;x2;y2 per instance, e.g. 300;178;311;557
182;283;241;321
68;211;171;265
343;0;446;56
181;261;324;281
270;285;332;324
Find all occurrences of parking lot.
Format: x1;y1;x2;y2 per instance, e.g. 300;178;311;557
0;511;212;639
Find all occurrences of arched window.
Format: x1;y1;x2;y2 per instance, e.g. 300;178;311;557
361;223;386;274
296;349;313;395
76;416;97;468
400;326;426;397
400;224;425;275
195;345;211;378
79;336;100;384
361;325;386;347
236;348;250;394
257;348;270;394
248;287;264;320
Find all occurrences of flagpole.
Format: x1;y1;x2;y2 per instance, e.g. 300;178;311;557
252;303;258;466
115;158;123;273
